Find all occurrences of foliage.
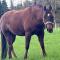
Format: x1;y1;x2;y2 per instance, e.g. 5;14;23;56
0;0;8;17
23;0;32;7
0;1;2;17
1;0;8;14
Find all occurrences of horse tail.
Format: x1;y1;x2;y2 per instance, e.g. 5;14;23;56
1;31;7;59
0;18;2;33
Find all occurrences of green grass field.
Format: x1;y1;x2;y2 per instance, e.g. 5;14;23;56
0;28;60;60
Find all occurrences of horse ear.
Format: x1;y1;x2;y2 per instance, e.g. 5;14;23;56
49;5;52;11
44;6;46;11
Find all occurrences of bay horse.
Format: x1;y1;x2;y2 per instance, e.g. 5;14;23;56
0;5;54;60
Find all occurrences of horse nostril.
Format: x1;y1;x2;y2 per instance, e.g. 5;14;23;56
47;29;53;33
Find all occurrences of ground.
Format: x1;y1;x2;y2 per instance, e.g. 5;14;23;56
0;28;60;60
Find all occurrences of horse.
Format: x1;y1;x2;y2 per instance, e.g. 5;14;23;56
0;5;54;60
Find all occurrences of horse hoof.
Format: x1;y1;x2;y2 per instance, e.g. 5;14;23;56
43;53;47;57
14;55;17;58
9;59;12;60
24;56;27;60
24;57;27;60
24;58;27;60
9;57;12;60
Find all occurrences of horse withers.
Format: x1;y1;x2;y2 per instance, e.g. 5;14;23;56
0;5;54;60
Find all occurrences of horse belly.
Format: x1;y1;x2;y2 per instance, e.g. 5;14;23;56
15;29;25;36
11;26;25;36
6;21;25;36
16;31;25;36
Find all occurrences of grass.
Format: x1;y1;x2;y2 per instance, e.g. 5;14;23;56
0;28;60;60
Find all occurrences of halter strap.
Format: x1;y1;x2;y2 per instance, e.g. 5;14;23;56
45;21;54;25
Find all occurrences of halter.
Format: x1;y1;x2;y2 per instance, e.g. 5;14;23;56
45;21;54;25
43;12;54;25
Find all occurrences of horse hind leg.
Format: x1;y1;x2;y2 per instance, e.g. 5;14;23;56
11;46;17;58
11;35;17;58
1;32;7;60
5;32;16;59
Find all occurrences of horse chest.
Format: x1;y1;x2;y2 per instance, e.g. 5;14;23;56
33;24;44;34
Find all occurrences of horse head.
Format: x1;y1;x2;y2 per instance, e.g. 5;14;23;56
44;5;54;33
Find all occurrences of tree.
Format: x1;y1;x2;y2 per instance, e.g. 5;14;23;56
1;0;8;15
10;0;14;9
16;3;22;9
0;1;2;17
24;0;32;7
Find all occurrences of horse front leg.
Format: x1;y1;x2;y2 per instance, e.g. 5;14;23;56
24;32;31;59
38;32;46;57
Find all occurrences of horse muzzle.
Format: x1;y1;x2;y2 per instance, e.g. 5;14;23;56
47;29;53;33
